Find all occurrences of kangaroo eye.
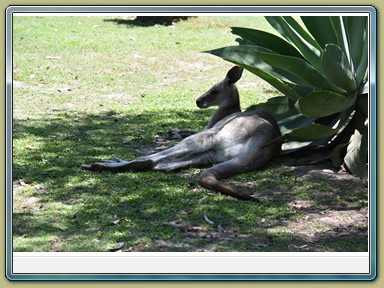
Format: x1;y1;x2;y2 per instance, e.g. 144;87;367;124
210;89;219;95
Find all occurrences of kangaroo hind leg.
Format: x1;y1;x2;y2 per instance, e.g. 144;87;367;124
198;144;276;201
199;162;259;201
81;129;219;172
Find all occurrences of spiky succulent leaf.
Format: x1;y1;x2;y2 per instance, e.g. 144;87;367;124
231;27;303;58
254;51;344;92
321;44;357;93
265;16;323;71
297;91;356;118
343;16;367;72
301;16;338;48
344;127;368;178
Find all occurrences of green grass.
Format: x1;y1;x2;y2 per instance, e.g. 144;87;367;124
12;16;368;252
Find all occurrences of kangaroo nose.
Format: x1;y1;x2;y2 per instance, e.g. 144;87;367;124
197;94;210;108
196;98;204;108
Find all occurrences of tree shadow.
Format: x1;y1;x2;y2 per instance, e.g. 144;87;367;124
104;16;193;27
12;109;368;252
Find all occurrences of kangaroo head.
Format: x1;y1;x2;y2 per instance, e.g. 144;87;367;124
196;66;243;109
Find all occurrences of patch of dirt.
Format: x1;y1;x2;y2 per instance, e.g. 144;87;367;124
50;236;73;251
153;220;238;252
277;163;367;250
175;60;215;73
13;80;25;87
266;205;368;249
104;93;137;101
13;79;43;90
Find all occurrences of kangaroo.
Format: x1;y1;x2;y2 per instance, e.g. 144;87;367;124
169;66;242;139
82;66;281;201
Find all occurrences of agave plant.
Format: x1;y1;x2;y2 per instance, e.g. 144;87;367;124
206;16;369;178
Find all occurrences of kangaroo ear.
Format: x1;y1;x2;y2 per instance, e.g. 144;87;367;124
226;66;244;84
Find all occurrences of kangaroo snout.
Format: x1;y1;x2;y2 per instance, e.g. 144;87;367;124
196;96;208;109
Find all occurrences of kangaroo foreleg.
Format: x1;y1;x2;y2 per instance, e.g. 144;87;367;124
168;128;197;139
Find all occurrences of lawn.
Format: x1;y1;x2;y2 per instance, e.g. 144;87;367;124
12;16;368;252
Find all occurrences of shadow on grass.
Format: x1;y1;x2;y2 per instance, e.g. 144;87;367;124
12;109;368;252
104;16;193;27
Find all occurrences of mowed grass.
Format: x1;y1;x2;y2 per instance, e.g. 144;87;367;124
12;16;368;252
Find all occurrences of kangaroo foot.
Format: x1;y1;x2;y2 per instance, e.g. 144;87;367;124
81;158;153;172
199;174;260;202
216;186;260;202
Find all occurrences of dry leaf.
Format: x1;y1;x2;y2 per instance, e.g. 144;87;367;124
36;188;49;194
108;242;124;252
335;233;351;237
254;243;268;248
26;145;38;150
204;213;214;225
27;197;40;204
111;219;121;225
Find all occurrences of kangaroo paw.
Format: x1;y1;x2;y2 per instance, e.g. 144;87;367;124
168;128;182;140
168;129;197;139
81;158;153;172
